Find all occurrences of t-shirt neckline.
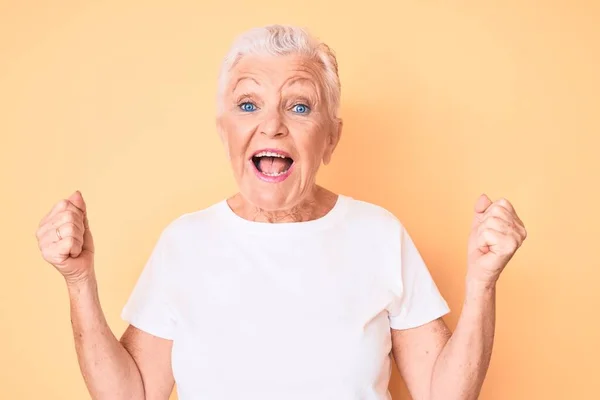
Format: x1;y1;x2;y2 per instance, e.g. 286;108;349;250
217;194;350;234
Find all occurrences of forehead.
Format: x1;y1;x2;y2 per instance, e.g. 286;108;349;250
227;53;325;93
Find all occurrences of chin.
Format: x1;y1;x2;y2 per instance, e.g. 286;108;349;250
236;164;306;212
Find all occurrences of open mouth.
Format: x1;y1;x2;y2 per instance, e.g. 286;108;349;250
251;150;294;178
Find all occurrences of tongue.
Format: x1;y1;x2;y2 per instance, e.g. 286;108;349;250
259;157;289;174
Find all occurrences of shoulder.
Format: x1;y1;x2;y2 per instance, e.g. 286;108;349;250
342;195;405;234
156;200;226;245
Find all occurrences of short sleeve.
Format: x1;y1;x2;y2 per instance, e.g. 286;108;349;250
388;225;450;330
121;231;176;340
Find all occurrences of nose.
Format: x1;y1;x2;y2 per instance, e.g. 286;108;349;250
259;109;289;138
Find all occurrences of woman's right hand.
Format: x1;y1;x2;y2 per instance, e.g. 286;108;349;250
36;191;95;285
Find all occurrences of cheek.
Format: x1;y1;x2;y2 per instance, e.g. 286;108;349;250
292;123;327;168
222;119;256;160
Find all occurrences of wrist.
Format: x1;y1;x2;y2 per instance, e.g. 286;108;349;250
65;272;97;295
465;275;497;296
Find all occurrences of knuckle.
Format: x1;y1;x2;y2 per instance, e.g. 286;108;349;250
492;215;503;223
62;223;74;236
487;205;500;215
498;197;511;206
496;198;512;212
51;213;64;226
41;248;53;261
66;210;77;221
58;211;77;226
487;216;504;228
493;205;506;215
483;218;495;229
57;199;70;211
482;227;495;237
477;224;486;235
498;209;511;221
507;236;519;248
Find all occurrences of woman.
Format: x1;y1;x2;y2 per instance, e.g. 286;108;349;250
36;25;527;400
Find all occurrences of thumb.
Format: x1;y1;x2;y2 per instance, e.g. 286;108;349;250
82;212;95;253
68;190;94;253
471;193;493;230
474;193;492;214
68;190;86;213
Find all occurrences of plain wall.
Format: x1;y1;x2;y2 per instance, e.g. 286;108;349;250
1;0;599;399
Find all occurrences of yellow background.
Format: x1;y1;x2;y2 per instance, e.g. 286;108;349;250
1;1;599;399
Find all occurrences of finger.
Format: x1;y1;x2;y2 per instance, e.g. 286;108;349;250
38;222;84;248
495;198;515;214
483;206;527;239
37;215;84;245
41;242;69;266
512;208;525;230
474;194;493;214
39;199;69;227
57;235;84;259
484;206;525;234
481;216;513;235
82;213;94;253
37;209;85;239
483;205;513;222
483;221;525;245
471;194;494;229
39;199;84;228
476;227;497;254
494;198;525;227
53;210;85;233
67;190;86;214
42;235;84;264
477;227;522;255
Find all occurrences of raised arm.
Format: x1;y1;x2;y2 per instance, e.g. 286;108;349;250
36;191;174;400
391;195;527;400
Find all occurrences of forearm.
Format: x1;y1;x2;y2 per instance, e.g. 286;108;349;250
430;281;496;400
67;275;144;400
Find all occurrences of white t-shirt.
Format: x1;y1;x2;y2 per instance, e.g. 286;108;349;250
121;195;449;400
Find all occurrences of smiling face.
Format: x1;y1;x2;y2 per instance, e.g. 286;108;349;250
217;53;342;212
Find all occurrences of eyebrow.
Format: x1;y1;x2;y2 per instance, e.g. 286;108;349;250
232;76;260;93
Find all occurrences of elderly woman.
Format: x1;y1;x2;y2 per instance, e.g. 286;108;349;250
36;25;526;400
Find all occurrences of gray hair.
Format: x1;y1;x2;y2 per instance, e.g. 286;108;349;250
216;25;341;118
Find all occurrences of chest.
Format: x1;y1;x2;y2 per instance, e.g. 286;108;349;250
169;234;395;399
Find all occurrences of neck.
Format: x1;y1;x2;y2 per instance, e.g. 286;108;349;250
228;185;338;223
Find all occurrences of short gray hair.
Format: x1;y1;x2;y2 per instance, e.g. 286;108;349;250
216;25;341;118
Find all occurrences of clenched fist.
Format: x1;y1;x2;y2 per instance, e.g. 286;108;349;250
36;191;95;284
467;194;527;286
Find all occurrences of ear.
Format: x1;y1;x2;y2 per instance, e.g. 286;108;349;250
322;118;343;165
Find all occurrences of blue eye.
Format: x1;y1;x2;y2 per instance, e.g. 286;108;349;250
240;102;257;112
292;104;310;114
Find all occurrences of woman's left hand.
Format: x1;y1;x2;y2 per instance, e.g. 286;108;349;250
466;194;527;286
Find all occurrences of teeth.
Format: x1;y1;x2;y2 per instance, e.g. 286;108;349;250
262;170;288;177
254;151;287;158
